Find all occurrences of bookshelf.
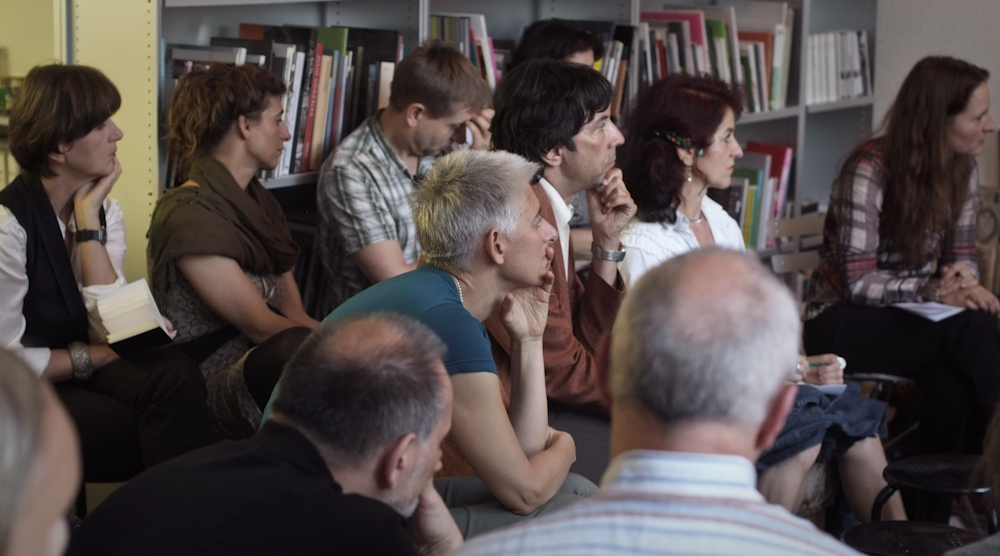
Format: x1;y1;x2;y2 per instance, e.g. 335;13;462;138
158;0;879;223
157;0;640;191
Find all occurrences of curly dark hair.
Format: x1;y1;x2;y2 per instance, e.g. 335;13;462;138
620;74;743;224
167;63;285;176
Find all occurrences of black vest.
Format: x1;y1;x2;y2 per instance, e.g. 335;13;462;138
0;173;94;348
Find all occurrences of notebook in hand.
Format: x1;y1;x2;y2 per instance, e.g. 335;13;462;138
97;279;175;355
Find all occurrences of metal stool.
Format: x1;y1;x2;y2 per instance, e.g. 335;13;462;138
842;521;984;556
871;454;997;533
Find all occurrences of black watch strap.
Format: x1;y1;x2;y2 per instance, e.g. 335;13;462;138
75;228;107;245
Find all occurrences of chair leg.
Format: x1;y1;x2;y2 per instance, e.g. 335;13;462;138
986;495;999;534
871;485;898;522
961;495;984;535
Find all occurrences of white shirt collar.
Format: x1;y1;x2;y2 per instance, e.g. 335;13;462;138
538;177;574;280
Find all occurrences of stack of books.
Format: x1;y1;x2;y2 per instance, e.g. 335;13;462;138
710;140;794;251
638;1;796;113
805;30;872;105
164;23;404;186
430;12;499;90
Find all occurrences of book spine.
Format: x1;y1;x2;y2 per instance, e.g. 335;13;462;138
769;24;786;110
300;41;324;173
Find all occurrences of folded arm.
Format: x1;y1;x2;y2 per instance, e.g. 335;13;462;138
177;255;308;344
450;372;575;515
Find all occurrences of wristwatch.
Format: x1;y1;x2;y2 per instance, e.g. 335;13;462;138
591;242;627;262
75;228;107;245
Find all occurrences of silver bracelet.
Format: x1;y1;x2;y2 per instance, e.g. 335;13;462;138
67;341;94;381
591;242;627;262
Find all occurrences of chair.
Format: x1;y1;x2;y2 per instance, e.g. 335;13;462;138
842;521;984;556
767;213;826;273
871;454;998;534
767;213;826;311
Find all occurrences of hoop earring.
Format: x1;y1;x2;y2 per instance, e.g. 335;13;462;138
685;165;693;183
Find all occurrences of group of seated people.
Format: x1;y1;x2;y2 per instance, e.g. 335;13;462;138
2;17;1000;556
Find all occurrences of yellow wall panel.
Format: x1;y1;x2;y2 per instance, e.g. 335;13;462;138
0;0;59;74
72;0;158;281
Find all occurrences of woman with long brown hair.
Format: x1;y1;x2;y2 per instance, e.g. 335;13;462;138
148;63;317;439
804;56;1000;458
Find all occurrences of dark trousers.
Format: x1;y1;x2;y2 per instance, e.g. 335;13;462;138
548;403;610;484
803;305;1000;455
435;473;597;539
56;348;217;482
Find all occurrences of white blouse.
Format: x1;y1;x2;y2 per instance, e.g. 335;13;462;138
0;198;127;374
618;195;745;289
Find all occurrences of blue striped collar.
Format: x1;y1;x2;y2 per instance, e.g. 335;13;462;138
599;450;763;502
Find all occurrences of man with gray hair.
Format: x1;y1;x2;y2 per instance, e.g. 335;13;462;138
68;314;464;556
457;248;863;556
273;149;596;538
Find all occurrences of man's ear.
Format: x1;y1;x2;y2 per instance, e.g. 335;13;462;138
405;103;426;128
541;144;564;168
755;383;797;452
483;228;505;266
596;331;614;408
377;432;420;490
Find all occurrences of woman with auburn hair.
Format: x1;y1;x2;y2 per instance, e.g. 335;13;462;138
803;56;1000;459
0;64;215;475
618;73;905;521
149;63;317;439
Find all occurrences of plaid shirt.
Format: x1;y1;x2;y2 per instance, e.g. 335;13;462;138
805;141;979;319
316;114;434;311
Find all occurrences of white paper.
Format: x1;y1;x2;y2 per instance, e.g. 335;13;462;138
891;302;965;322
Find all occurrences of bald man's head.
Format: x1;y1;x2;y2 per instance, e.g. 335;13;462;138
610;248;801;428
272;313;450;464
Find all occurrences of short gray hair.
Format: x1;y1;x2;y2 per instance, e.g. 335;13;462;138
272;313;449;465
414;149;538;274
610;248;801;427
0;350;44;552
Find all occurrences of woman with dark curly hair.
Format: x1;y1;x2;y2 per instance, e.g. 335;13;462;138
149;63;316;439
617;73;905;521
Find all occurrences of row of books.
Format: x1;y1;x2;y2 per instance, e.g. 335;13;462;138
710;140;794;251
588;24;636;119
514;19;637;120
805;30;873;106
637;2;795;114
429;13;499;90
164;24;404;186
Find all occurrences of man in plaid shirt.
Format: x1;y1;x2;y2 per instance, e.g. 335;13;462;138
316;42;493;312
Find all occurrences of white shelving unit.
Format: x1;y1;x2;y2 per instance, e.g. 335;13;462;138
158;0;879;212
158;0;640;189
638;0;879;215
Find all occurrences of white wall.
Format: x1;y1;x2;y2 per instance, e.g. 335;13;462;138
876;0;1000;185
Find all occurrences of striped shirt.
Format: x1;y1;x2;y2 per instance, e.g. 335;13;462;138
805;141;979;319
316;113;435;310
455;450;862;556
